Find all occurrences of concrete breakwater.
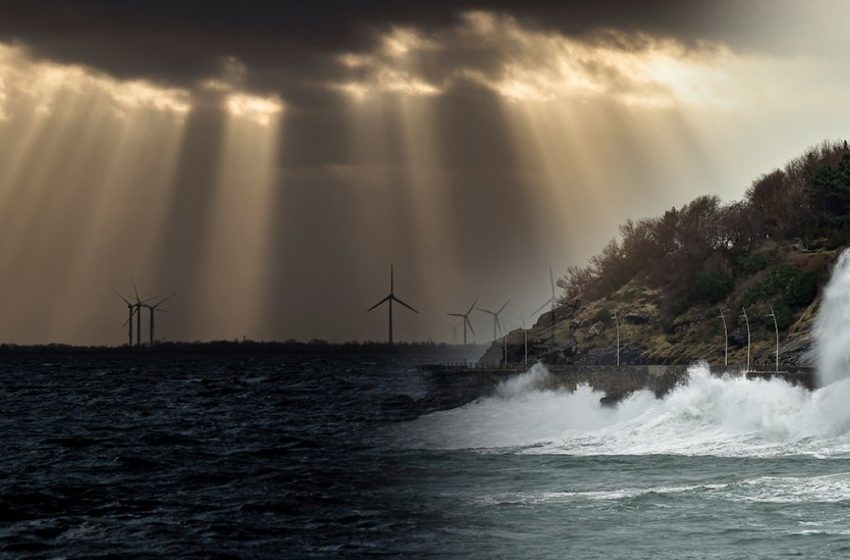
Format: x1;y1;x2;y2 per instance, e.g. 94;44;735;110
415;364;817;413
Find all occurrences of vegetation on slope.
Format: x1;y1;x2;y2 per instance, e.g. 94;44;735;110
497;141;850;367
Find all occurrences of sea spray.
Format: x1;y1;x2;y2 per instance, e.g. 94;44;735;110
814;248;850;386
401;363;850;456
495;362;553;398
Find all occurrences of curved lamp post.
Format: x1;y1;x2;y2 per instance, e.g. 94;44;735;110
766;305;780;372
718;307;728;368
739;307;751;372
611;311;620;366
520;313;528;366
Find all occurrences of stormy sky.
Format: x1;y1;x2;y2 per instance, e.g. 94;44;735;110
2;1;850;345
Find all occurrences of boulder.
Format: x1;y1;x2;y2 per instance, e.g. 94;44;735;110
588;321;605;337
729;327;748;348
620;343;647;365
543;348;567;364
624;312;651;325
600;392;630;407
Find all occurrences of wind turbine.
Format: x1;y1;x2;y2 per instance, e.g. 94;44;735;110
142;293;175;347
132;283;147;347
112;288;135;347
477;299;510;341
448;299;477;345
367;264;418;345
533;266;557;343
444;319;459;344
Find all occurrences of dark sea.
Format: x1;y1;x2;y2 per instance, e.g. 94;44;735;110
4;350;850;558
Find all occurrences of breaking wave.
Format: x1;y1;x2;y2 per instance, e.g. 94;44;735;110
815;248;850;386
402;364;850;457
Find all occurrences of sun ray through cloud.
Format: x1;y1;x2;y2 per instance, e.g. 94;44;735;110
199;91;283;340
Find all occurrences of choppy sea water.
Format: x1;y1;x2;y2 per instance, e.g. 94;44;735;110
0;351;441;557
4;352;850;558
397;364;850;558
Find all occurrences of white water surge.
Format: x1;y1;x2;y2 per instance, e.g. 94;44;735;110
814;248;850;386
405;249;850;457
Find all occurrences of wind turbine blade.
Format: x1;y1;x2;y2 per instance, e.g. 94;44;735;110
477;308;496;316
153;292;176;308
549;266;555;292
498;299;511;314
466;317;476;336
132;282;141;303
392;295;418;314
466;298;478;316
367;294;391;312
496;317;503;334
111;287;131;305
447;313;464;318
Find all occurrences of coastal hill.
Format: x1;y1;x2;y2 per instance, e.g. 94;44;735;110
486;140;850;368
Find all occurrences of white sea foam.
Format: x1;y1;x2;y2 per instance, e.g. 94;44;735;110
814;249;850;386
475;473;850;507
403;363;850;456
477;483;732;506
720;472;850;503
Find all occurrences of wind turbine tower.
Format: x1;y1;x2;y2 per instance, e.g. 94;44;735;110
142;293;175;347
112;288;135;347
477;300;510;341
448;299;477;345
132;284;146;347
367;264;418;345
444;319;459;344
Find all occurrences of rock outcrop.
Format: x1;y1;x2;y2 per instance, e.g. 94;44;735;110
480;246;832;368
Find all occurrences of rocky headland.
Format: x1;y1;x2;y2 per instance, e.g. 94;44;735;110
481;141;850;370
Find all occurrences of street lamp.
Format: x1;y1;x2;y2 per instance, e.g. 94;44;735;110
739;307;751;372
611;311;620;366
717;308;728;368
520;313;528;366
766;305;780;372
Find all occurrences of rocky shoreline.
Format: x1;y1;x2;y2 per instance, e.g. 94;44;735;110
478;274;821;370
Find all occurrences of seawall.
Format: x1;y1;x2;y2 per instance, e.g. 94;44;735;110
416;363;817;413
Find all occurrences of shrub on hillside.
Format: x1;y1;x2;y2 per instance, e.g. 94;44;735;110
770;300;793;330
737;249;778;274
557;140;850;320
695;269;733;303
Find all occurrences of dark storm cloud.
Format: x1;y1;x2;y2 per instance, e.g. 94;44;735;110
0;0;755;94
1;0;824;345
